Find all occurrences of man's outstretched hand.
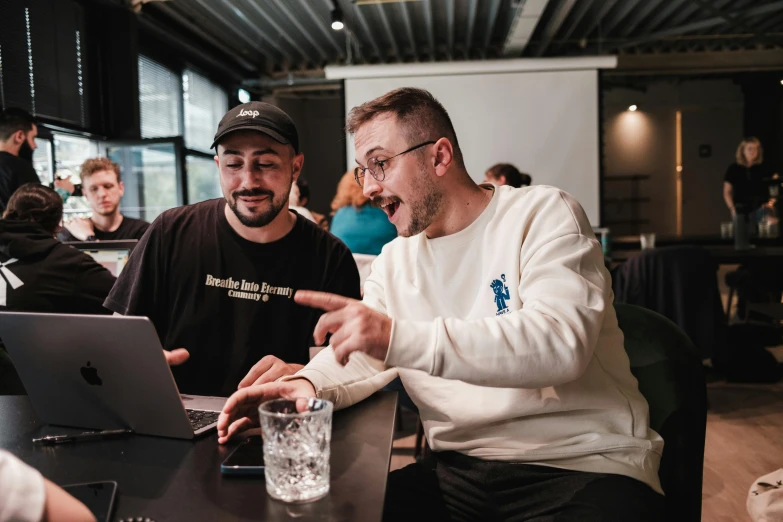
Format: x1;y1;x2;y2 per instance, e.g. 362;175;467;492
237;355;304;389
217;379;316;444
294;290;391;366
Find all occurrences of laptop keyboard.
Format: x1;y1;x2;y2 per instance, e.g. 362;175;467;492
186;409;219;432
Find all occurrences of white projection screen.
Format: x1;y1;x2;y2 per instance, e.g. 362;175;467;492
329;59;615;226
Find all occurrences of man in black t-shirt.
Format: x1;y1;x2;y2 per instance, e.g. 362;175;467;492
0;108;74;211
105;102;361;396
58;157;149;242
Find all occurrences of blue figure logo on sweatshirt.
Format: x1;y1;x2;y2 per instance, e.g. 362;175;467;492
490;274;511;316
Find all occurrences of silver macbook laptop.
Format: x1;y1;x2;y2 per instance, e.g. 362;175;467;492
0;312;225;439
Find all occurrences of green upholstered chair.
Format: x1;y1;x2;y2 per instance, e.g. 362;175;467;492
615;303;708;522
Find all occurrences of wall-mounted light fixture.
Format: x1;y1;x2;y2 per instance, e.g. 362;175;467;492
628;105;638;112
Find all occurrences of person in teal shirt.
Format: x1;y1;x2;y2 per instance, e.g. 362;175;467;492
329;171;396;255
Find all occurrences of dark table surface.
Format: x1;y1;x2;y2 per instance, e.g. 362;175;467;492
0;392;398;522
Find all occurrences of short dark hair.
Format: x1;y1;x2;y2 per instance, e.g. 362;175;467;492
296;178;310;205
486;163;532;188
2;183;63;235
346;88;464;168
0;108;35;142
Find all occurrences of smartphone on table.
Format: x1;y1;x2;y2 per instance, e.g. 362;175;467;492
62;481;118;522
221;435;265;476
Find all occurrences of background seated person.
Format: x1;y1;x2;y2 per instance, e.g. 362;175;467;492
219;88;664;522
0;183;115;314
484;162;532;188
293;178;328;229
58;158;149;242
288;179;317;223
104;102;361;397
329;171;397;256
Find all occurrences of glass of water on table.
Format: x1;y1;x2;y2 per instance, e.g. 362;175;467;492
260;397;333;503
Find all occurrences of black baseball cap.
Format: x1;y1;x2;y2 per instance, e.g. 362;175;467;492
211;101;299;152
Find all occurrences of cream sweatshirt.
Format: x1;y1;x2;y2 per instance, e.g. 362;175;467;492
292;184;663;493
0;450;45;522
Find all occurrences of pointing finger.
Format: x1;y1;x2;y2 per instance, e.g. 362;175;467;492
295;290;356;312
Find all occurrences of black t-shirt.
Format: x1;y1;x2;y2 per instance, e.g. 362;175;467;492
724;162;775;212
58;215;150;242
0;220;115;315
105;199;361;396
0;152;40;212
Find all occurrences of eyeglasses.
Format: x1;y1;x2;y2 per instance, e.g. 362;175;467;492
354;141;436;188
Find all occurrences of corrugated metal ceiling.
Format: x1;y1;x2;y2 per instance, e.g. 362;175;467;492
144;0;783;74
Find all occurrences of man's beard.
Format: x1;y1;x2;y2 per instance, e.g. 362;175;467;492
228;186;288;228
18;141;34;163
372;164;443;237
404;189;443;237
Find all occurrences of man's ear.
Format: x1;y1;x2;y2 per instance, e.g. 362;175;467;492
292;153;304;182
214;154;220;169
12;130;25;145
432;138;454;178
499;175;507;186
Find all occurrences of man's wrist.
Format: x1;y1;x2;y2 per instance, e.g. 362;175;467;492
279;375;318;396
53;187;70;202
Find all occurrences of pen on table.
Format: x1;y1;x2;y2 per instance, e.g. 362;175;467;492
32;429;133;445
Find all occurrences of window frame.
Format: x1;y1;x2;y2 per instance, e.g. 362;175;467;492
137;54;227;205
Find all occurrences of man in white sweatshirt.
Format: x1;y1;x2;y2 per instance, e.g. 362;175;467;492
218;88;665;521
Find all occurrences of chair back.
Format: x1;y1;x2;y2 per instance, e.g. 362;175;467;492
612;245;727;360
615;303;707;521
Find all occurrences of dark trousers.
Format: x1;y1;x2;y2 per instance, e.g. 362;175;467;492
384;452;665;522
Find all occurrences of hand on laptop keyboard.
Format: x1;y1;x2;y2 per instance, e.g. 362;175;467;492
186;410;219;431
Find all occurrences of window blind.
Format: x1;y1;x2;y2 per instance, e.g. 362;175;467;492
138;55;182;138
183;69;227;152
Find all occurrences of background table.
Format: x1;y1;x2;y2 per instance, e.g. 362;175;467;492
0;392;398;522
609;245;783;265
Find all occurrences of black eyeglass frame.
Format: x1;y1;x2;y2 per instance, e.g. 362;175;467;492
353;140;437;188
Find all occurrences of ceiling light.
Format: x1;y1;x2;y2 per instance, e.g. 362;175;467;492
238;88;251;104
331;6;344;31
628;105;638;112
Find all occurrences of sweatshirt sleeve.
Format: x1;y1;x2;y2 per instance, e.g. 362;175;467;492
385;192;611;389
0;450;46;522
282;253;398;410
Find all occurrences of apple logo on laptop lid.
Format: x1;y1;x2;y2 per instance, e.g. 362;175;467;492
80;361;102;386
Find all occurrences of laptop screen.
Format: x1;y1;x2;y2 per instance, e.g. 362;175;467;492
65;240;138;278
81;248;130;277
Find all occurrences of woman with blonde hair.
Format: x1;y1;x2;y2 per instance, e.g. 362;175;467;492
329;171;396;255
723;137;776;217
